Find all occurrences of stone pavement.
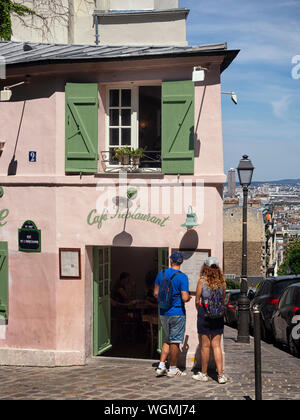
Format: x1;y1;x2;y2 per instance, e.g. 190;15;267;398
0;326;299;400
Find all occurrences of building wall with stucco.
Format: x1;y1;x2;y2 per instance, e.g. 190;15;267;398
0;48;229;366
223;206;266;277
11;0;188;46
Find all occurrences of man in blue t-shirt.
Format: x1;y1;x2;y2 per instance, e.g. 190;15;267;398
154;251;191;377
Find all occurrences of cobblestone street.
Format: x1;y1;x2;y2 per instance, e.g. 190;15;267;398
0;326;299;400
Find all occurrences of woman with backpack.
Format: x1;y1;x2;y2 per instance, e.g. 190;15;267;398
193;257;227;384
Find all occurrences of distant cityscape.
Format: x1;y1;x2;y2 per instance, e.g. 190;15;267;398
223;169;300;283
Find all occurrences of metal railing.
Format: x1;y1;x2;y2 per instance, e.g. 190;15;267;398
101;150;162;173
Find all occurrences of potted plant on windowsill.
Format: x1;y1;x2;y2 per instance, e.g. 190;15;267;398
131;147;146;165
114;147;132;165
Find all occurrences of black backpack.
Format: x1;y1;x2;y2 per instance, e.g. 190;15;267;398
157;269;181;310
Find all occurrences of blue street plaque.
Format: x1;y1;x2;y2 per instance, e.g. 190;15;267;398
29;151;37;162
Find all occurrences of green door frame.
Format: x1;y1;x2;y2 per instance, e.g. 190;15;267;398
93;246;112;356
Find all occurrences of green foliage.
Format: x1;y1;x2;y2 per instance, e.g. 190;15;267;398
278;239;300;275
226;279;240;290
131;147;147;158
114;147;131;158
0;0;34;41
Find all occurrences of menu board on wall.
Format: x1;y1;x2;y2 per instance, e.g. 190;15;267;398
59;248;81;279
178;250;210;292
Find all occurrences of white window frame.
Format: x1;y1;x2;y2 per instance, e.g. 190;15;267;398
104;82;161;171
105;85;138;166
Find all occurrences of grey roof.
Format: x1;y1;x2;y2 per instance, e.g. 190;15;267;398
93;8;190;17
0;41;238;72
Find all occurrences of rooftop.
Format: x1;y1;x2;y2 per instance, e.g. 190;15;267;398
0;41;239;73
93;8;190;17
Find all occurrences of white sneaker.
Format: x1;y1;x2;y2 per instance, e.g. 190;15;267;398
156;367;167;377
167;368;187;377
192;372;209;382
218;375;227;384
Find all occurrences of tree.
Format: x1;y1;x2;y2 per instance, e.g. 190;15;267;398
0;0;34;40
225;279;240;290
278;238;300;275
1;1;95;43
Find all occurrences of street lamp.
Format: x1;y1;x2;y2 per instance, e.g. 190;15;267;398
236;155;255;343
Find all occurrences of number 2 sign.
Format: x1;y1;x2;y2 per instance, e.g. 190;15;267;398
29;151;37;162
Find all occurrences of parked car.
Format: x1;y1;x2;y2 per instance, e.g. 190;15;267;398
225;290;240;326
271;283;300;357
250;275;300;342
225;289;256;327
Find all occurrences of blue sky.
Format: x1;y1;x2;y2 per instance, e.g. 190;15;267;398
180;0;300;181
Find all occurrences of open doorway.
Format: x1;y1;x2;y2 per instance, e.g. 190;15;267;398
93;246;168;360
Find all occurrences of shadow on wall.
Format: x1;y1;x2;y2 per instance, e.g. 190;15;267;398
178;334;189;369
178;334;217;372
3;78;59;176
7;100;26;176
112;198;133;246
194;84;206;159
179;229;199;251
112;230;133;247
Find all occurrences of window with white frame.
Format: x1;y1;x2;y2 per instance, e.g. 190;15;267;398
106;85;161;168
108;88;133;151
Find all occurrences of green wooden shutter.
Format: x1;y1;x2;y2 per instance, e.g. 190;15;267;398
65;83;99;173
161;80;194;174
0;242;8;321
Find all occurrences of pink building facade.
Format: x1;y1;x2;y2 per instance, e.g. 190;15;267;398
0;42;238;366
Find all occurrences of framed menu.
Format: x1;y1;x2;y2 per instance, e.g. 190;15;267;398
172;249;210;292
59;248;81;279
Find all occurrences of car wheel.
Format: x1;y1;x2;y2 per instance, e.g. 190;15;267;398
288;332;300;358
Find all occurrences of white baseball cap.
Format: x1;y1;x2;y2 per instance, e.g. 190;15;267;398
204;257;219;267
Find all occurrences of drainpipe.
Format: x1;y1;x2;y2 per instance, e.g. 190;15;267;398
94;15;99;45
68;0;75;44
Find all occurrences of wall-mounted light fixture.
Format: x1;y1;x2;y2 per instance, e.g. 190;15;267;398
192;66;208;83
181;206;199;229
0;88;12;102
221;91;238;104
0;76;31;102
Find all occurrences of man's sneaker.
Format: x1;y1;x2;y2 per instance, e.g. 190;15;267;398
192;372;209;382
156;367;167;377
167;368;187;377
218;375;227;384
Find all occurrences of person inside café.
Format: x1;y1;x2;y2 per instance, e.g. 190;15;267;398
144;271;157;313
111;272;137;320
110;272;139;343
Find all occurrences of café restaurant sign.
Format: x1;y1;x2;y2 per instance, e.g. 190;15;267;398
18;220;41;252
87;206;170;230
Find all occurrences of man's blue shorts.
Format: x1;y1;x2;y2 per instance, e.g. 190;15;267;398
160;315;186;344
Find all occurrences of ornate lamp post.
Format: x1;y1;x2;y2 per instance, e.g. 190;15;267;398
236;155;255;343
